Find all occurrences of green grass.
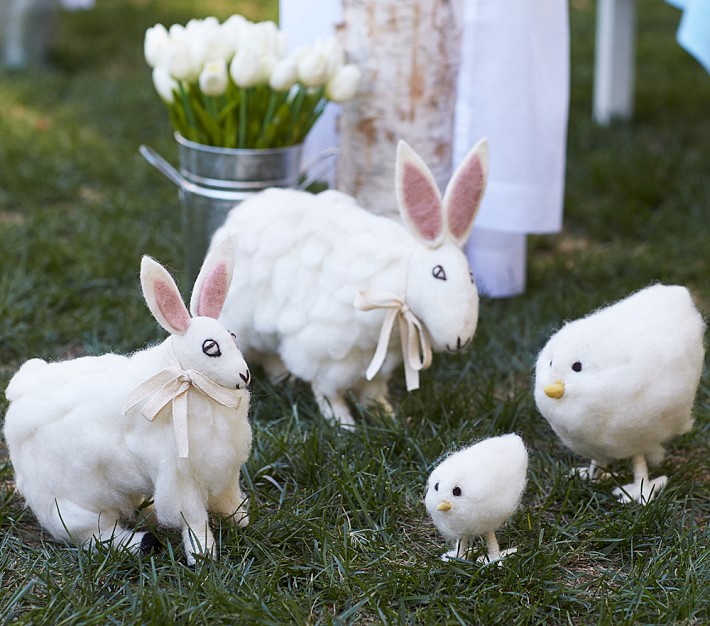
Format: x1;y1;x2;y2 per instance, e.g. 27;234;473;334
1;1;708;624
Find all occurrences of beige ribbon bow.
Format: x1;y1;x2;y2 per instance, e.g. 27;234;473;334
123;367;243;458
353;289;433;391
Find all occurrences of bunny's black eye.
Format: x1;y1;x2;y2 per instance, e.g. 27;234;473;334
434;482;439;492
229;331;239;347
452;486;462;497
469;271;475;284
572;361;582;372
432;265;447;281
202;339;222;357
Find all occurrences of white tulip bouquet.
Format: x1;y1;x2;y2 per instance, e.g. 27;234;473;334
144;14;361;149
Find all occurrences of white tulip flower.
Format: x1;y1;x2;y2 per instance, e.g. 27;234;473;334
230;49;268;88
144;23;169;68
325;63;361;102
269;57;298;91
188;19;233;69
222;13;250;49
296;44;329;87
165;37;199;82
152;66;178;103
199;58;229;97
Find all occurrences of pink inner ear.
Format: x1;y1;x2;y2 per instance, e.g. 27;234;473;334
448;157;484;240
403;163;442;241
197;263;228;318
155;280;190;334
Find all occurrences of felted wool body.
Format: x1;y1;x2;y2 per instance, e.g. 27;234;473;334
4;342;251;540
534;284;705;463
3;240;252;562
425;434;528;541
213;139;488;426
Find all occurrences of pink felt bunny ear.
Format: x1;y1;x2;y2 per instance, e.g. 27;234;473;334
395;140;445;247
442;138;488;246
141;257;191;336
189;236;234;319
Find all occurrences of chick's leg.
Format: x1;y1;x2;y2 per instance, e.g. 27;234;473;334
569;459;611;481
442;536;471;561
612;454;668;505
476;531;518;565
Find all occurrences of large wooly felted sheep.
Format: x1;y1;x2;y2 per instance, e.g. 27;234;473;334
212;139;488;426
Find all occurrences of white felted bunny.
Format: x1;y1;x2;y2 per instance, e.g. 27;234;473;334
425;434;528;563
3;238;252;564
534;284;705;505
213;139;487;427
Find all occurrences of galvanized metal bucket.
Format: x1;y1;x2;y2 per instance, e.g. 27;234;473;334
140;134;337;285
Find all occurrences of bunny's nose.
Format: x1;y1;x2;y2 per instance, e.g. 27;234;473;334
238;369;251;387
446;336;473;353
544;381;565;399
436;501;452;512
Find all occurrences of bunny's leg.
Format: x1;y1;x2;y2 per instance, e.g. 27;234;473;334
612;454;667;505
50;498;156;554
154;475;216;564
358;378;394;416
312;382;355;428
181;518;216;565
210;480;249;528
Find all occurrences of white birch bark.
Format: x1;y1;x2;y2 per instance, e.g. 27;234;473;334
336;0;463;219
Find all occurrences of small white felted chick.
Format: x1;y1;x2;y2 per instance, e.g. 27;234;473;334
425;434;528;563
535;284;705;505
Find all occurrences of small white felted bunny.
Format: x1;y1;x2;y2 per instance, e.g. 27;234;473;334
534;284;705;504
3;238;252;564
213;139;487;427
425;434;528;563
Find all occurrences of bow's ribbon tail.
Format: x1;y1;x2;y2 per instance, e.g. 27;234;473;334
400;313;433;391
171;386;190;458
365;309;398;381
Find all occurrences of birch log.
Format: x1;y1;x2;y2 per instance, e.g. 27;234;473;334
337;0;463;219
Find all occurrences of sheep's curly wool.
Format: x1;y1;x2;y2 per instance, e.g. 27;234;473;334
214;139;488;426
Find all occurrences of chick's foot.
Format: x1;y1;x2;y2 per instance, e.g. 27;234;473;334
612;475;668;505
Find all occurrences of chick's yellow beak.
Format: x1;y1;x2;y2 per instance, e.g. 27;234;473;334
436;501;452;512
544;381;565;399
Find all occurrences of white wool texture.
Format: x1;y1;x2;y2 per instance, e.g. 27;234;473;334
3;243;252;562
425;433;528;541
213;188;479;417
534;284;706;464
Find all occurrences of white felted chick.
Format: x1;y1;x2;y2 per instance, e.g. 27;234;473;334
535;284;705;505
425;434;528;563
3;239;252;565
212;139;488;427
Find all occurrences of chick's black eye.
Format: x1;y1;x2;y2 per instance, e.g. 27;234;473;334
434;482;439;492
572;361;582;372
202;339;221;357
452;486;462;497
432;265;447;281
469;271;475;284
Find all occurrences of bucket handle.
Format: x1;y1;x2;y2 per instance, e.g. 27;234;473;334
297;147;340;191
139;144;188;190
